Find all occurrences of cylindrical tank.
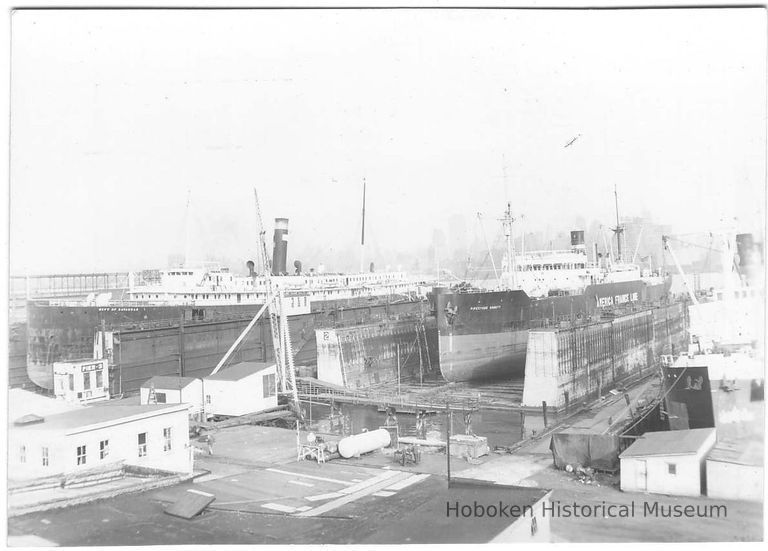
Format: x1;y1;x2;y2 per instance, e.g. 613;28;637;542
337;428;391;458
272;218;289;276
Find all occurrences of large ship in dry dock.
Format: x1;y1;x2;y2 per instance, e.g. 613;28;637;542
25;218;430;395
434;203;674;383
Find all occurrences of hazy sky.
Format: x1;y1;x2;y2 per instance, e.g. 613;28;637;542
9;8;766;275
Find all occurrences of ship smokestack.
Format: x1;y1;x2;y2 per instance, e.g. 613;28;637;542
736;233;761;286
570;230;586;253
272;218;289;276
592;242;599;264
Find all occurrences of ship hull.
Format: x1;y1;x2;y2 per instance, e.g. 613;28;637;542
438;330;527;382
433;278;672;383
25;296;425;393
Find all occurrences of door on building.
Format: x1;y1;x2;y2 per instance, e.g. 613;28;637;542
636;460;647;491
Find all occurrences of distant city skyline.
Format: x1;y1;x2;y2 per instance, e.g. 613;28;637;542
9;8;766;275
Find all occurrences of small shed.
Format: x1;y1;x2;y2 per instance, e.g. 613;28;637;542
140;376;204;418
706;438;764;502
203;362;277;418
619;428;716;497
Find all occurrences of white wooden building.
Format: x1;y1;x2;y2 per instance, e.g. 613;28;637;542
706;438;764;502
53;359;109;404
8;402;193;482
619;428;716;497
140;376;204;418
203;361;277;418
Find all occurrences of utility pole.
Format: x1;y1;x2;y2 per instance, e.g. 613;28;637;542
396;342;401;397
445;401;452;485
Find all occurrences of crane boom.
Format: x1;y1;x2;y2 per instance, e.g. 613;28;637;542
663;236;700;306
254;190;272;276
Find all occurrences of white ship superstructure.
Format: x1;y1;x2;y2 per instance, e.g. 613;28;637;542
127;267;416;314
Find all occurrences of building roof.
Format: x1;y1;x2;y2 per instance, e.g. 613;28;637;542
9;402;190;436
708;438;764;466
141;375;200;390
362;478;549;544
205;361;274;382
619;428;716;458
8;389;84;422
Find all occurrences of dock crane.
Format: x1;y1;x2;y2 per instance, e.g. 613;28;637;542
209;189;301;416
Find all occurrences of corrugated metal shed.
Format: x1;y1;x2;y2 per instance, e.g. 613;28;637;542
619;428;715;458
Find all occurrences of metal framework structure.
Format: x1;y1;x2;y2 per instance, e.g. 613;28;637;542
210;190;300;412
10;272;130;299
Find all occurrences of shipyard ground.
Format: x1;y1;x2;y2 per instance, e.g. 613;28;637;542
8;424;763;544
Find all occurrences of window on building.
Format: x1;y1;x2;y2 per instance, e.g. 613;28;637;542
138;433;147;457
667;463;677;475
156;392;167;403
42;446;49;466
163;427;172;452
206;394;211;404
68;373;74;391
100;439;109;459
96;369;103;388
263;373;276;398
20;445;26;463
83;372;91;390
77;445;87;465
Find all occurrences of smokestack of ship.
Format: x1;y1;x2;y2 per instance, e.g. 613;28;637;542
736;233;762;286
272;218;289;276
570;230;586;253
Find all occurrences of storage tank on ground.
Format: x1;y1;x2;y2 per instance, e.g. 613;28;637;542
337;428;391;458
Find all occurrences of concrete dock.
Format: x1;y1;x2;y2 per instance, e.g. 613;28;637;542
8;396;763;544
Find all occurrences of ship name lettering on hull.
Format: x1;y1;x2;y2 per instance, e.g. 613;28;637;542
470;305;502;311
596;292;639;308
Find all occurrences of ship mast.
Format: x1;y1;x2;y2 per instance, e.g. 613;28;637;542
611;184;624;264
500;202;517;289
183;189;192;268
360;178;366;273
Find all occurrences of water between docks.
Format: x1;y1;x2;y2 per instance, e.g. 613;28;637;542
299;401;558;449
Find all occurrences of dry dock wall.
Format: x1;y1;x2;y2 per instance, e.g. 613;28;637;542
522;303;686;411
316;319;438;389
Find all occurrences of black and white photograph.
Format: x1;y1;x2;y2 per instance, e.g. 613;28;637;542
3;1;766;545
